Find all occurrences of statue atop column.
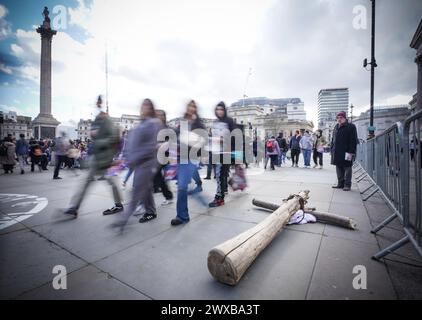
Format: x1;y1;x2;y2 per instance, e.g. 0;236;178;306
42;7;51;24
37;6;56;39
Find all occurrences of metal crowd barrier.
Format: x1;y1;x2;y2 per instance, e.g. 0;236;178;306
354;109;422;260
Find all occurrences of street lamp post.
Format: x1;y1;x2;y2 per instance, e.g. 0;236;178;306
363;0;377;139
369;0;376;138
350;103;354;123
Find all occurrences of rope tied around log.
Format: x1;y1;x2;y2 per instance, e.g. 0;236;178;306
283;194;306;210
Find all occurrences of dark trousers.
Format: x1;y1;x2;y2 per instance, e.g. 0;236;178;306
269;155;277;169
206;152;216;178
336;165;352;188
291;149;300;165
153;165;173;200
31;156;41;171
3;164;14;173
206;163;216;178
121;165;156;220
54;155;67;178
215;164;230;199
313;149;323;166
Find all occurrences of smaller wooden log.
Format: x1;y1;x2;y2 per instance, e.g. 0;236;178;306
252;199;357;230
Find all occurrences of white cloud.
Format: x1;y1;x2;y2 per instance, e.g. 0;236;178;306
10;43;25;56
0;4;11;40
383;94;413;106
0;4;7;19
0;63;12;74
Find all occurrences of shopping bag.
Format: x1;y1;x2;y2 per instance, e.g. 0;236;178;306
164;164;178;181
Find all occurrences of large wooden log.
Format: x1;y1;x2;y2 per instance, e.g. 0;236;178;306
252;199;357;230
207;190;309;286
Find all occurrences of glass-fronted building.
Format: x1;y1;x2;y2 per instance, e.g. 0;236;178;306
318;88;349;128
318;88;349;141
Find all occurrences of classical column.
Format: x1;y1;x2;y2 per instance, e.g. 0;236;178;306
32;7;60;139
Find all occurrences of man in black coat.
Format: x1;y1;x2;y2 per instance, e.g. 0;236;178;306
330;111;358;191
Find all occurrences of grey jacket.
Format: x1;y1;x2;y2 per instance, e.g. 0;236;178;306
126;117;161;169
299;133;313;150
0;142;16;165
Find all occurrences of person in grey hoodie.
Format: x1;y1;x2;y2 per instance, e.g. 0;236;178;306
111;98;161;229
299;130;313;168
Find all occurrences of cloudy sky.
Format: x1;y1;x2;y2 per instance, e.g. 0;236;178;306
0;0;421;127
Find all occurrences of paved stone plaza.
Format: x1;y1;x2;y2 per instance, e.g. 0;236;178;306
1;157;421;300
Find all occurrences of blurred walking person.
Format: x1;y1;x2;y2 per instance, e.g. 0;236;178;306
209;101;235;208
111;99;161;228
64;95;123;217
171;100;206;225
331;111;358;191
154;109;174;206
15;134;29;174
204;129;216;179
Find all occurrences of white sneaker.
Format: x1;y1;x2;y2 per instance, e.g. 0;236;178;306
313;164;318;169
161;199;173;206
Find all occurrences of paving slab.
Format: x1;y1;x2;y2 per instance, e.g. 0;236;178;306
306;236;397;300
95;215;322;299
323;208;376;245
0;229;86;299
18;265;150;300
31;205;192;263
5;195;116;230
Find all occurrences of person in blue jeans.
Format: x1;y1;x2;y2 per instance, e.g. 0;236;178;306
175;161;197;223
299;130;313;168
172;100;206;226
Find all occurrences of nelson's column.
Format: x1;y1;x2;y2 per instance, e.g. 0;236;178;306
32;7;60;139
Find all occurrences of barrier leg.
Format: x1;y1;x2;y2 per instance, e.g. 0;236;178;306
363;186;379;201
360;184;375;195
371;213;398;233
372;235;410;260
355;172;367;180
357;174;369;183
354;168;364;175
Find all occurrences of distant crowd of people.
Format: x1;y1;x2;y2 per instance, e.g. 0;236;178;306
0;133;91;176
257;128;328;170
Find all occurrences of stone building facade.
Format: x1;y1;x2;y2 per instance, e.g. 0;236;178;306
0;111;32;139
353;105;411;141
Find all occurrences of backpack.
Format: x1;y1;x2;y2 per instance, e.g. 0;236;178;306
266;140;274;153
33;147;42;157
0;144;8;156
